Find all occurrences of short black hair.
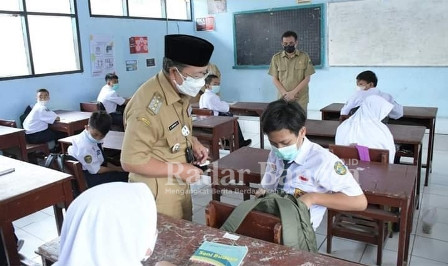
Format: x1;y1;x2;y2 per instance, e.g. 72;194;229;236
205;74;219;85
89;111;112;136
281;31;297;41
261;99;306;136
37;88;49;94
356;70;378;87
105;73;118;82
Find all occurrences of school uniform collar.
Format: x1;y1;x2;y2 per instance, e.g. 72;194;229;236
292;137;312;165
281;49;300;58
157;71;184;106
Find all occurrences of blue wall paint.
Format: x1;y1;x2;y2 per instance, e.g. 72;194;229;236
0;1;194;124
193;0;448;120
1;0;447;129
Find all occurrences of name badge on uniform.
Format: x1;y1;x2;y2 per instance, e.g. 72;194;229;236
181;125;190;136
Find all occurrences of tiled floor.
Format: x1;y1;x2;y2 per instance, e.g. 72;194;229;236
12;114;448;265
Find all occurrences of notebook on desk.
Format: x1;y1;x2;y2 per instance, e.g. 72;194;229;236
189;241;248;266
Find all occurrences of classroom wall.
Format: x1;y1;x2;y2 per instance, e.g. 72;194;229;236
193;0;448;133
0;1;195;125
1;0;447;133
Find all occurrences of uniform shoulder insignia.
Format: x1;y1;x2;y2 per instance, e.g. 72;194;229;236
137;117;151;127
334;161;347;175
84;155;92;164
147;92;163;115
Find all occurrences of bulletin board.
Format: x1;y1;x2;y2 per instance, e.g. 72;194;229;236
328;0;448;66
233;4;324;69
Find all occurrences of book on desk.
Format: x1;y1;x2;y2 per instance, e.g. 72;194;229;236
189;241;248;266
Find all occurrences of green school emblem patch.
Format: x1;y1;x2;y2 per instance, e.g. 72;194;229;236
334;161;347;175
84;155;92;164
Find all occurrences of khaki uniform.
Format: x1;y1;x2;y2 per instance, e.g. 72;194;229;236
268;50;315;112
121;71;193;220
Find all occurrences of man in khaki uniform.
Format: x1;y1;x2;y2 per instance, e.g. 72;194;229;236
121;35;213;220
268;31;315;114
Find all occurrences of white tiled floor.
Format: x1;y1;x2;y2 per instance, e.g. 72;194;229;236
12;114;448;265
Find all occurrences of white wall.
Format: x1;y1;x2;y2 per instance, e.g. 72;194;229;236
1;0;447;133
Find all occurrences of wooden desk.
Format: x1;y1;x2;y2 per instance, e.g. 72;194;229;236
229;102;269;149
210;147;416;266
193;116;239;161
0;126;28;162
0;156;73;265
320;103;438;186
58;131;124;153
305;119;424;206
49;110;91;136
36;213;359;266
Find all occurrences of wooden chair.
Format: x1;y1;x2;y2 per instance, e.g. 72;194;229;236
64;160;88;196
0;119;49;161
80;101;105;112
191;107;213;116
327;144;398;265
205;200;282;244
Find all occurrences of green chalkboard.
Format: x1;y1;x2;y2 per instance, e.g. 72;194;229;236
233;4;324;69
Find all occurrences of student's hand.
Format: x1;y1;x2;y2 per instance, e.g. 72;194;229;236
192;137;209;164
55;116;60;121
298;193;314;209
255;188;266;198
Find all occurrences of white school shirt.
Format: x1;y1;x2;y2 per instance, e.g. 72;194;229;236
23;102;58;134
97;84;126;114
199;90;229;116
340;87;403;119
336;95;396;164
261;137;364;230
67;130;104;174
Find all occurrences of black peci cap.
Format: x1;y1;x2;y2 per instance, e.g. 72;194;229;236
165;34;214;67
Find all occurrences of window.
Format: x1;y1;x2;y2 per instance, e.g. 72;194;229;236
89;0;191;21
0;0;82;80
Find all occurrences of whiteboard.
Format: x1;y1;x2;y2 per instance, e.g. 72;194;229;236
328;0;448;66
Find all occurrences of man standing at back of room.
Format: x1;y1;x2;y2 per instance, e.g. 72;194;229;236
268;31;315;114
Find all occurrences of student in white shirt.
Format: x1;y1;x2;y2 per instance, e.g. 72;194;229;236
55;182;159;266
256;99;367;230
336;95;396;164
340;70;403;120
199;74;251;147
97;73;128;131
23;88;61;144
67;111;128;188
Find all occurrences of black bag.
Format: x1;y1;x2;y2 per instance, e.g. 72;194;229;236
44;153;82;197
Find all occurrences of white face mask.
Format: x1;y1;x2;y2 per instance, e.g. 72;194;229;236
356;86;366;91
86;132;101;144
38;100;48;106
211;85;220;94
174;68;206;97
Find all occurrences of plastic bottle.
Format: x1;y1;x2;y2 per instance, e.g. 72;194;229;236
422;208;438;234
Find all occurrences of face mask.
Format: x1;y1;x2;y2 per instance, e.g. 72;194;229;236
272;138;300;161
86;132;101;144
112;84;119;91
357;85;366;91
38;100;48;106
283;45;295;53
211;85;220;94
174;68;205;97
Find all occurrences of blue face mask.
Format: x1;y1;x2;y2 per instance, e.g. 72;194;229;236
86;131;101;144
211;85;220;94
272;138;300;161
112;83;119;91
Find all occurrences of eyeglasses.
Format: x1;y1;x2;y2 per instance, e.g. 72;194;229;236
175;67;209;80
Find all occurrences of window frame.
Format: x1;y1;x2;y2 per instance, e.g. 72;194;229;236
88;0;192;22
0;0;83;81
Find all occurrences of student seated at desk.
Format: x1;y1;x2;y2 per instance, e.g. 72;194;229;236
199;74;252;147
340;70;403;120
336;95;396;164
256;99;367;231
23;88;62;149
67;111;128;188
54;182;161;266
97;73;129;131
